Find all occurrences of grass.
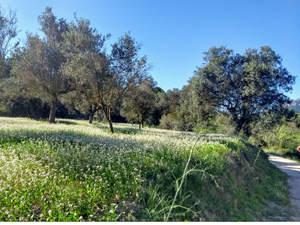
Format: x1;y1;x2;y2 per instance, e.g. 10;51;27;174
0;117;291;221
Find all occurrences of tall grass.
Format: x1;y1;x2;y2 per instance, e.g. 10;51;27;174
0;117;290;221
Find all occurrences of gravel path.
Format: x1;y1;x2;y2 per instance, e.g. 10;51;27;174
268;154;300;221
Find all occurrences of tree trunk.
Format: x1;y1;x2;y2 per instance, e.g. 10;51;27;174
108;107;112;121
139;122;141;130
242;124;251;136
234;118;244;134
88;104;101;124
234;116;251;136
48;100;57;123
108;119;114;134
103;106;114;133
89;111;95;124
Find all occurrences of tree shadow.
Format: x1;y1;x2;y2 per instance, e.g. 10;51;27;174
2;126;145;150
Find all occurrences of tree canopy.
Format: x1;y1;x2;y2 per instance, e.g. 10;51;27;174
12;7;70;123
192;46;295;135
0;5;297;138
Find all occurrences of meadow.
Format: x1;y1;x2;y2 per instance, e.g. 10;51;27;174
0;117;290;221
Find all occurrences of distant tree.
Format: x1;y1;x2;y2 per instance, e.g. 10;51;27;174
1;96;50;119
150;86;165;125
177;75;221;131
176;83;199;131
157;88;181;116
0;5;19;109
121;76;155;129
0;5;19;61
152;86;164;94
12;7;70;123
193;46;296;135
156;88;183;130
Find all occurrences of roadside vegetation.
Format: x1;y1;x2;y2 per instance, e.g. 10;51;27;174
0;117;290;221
249;109;300;162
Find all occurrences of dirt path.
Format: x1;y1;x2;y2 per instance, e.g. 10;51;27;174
268;154;300;221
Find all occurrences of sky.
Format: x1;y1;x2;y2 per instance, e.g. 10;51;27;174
1;0;300;99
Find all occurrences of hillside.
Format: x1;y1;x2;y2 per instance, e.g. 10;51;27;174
0;117;292;221
289;98;300;112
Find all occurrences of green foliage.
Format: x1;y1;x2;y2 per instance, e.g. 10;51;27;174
0;96;49;119
190;46;295;136
11;7;71;123
0;117;291;221
121;76;156;128
249;110;300;156
159;113;181;130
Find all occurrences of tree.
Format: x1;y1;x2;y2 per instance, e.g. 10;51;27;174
12;7;70;123
155;88;181;117
120;76;155;129
63;19;148;133
176;83;200;131
156;88;183;130
177;76;221;132
62;15;110;124
0;5;19;61
0;5;19;109
106;33;149;132
193;46;296;135
149;86;165;126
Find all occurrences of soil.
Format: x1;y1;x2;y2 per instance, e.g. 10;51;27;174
267;154;300;221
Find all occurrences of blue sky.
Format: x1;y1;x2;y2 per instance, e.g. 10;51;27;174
1;0;300;99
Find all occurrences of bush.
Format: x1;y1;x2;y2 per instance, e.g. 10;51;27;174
159;113;181;130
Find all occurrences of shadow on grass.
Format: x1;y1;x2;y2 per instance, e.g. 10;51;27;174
1;127;145;149
56;120;79;125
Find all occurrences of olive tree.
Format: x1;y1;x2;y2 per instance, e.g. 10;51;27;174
12;7;70;123
63;16;148;133
62;15;110;124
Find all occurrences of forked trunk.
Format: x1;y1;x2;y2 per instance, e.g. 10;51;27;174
88;105;101;124
48;100;57;123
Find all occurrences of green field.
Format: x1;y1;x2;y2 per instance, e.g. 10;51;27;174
0;117;290;221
